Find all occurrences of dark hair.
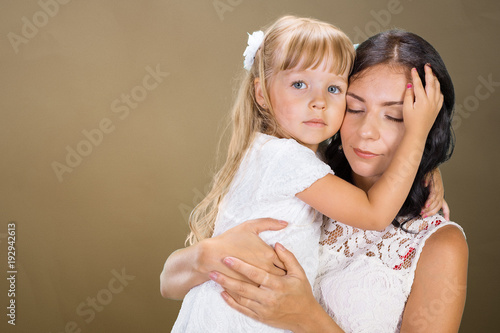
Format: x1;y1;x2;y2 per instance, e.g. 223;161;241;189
325;29;455;229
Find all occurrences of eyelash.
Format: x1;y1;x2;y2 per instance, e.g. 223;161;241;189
291;81;342;93
347;109;363;114
386;116;403;123
347;109;404;123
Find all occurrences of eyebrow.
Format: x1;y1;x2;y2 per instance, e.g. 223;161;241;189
347;92;403;106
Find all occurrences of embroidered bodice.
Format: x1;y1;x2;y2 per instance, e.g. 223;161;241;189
314;215;464;332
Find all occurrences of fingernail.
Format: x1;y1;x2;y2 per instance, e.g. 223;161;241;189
209;272;219;281
221;291;229;300
275;242;285;251
278;220;288;226
223;257;234;267
425;63;431;67
426;204;430;208
407;83;413;89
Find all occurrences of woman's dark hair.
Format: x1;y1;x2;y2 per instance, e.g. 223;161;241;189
325;29;455;229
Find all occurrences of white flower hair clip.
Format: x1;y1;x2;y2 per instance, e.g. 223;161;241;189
243;30;264;71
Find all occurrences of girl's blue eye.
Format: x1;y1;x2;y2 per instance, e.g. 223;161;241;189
292;81;306;89
328;86;340;94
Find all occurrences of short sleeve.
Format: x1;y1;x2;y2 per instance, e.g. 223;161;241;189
255;136;333;201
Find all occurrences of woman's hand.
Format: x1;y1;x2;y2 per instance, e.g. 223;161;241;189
210;243;343;333
422;168;451;220
403;64;444;139
160;218;287;300
199;218;288;282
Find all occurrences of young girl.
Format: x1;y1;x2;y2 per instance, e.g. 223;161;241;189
171;16;442;332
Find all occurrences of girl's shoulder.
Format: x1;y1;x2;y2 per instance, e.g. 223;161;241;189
254;132;306;151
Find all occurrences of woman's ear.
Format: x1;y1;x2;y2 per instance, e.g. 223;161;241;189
254;78;266;108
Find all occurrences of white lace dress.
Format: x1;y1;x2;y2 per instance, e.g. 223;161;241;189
314;215;465;333
172;132;333;332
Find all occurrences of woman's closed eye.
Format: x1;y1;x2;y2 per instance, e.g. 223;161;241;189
347;108;364;114
385;115;403;122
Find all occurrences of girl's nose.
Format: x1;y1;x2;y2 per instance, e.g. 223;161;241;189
311;89;327;110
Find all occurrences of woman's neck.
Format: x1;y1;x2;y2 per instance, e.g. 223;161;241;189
351;173;378;193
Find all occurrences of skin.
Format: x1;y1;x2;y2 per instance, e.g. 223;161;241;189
211;65;468;332
257;64;348;152
254;61;444;231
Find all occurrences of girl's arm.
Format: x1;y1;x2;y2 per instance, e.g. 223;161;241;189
160;219;287;300
211;243;344;333
297;66;444;230
400;225;468;331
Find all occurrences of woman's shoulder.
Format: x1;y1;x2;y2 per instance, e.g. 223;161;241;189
415;217;468;272
403;215;467;257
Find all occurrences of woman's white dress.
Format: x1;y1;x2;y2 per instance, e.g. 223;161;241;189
315;215;465;332
172;133;333;332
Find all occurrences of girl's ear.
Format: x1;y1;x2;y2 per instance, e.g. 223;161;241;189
254;78;266;108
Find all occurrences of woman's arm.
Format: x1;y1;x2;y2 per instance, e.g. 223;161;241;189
210;243;344;333
400;225;468;332
422;168;450;219
160;218;288;300
298;66;444;230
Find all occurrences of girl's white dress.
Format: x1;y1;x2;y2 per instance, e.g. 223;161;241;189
315;215;465;332
172;132;333;332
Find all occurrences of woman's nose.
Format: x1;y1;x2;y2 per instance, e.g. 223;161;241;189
357;116;380;140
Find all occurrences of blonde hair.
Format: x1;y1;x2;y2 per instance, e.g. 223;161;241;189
186;15;355;245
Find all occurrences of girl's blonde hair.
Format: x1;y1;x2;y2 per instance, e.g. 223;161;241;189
186;15;355;245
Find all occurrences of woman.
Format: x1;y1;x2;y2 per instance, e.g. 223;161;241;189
161;30;468;332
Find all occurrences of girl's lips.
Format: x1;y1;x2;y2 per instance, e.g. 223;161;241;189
353;148;379;159
303;119;326;127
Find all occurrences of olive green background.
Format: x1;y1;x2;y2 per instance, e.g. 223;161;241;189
0;0;498;332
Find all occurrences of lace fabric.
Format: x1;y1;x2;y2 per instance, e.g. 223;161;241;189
314;215;465;332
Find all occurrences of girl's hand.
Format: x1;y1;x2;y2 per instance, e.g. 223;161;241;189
210;243;339;332
422;168;450;220
403;64;444;139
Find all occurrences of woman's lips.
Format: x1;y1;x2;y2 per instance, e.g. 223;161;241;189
303;119;326;127
353;148;379;159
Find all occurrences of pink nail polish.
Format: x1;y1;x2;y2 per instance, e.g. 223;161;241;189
223;257;234;266
407;83;413;89
209;272;218;281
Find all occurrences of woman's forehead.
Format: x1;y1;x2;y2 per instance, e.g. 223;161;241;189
347;65;409;102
